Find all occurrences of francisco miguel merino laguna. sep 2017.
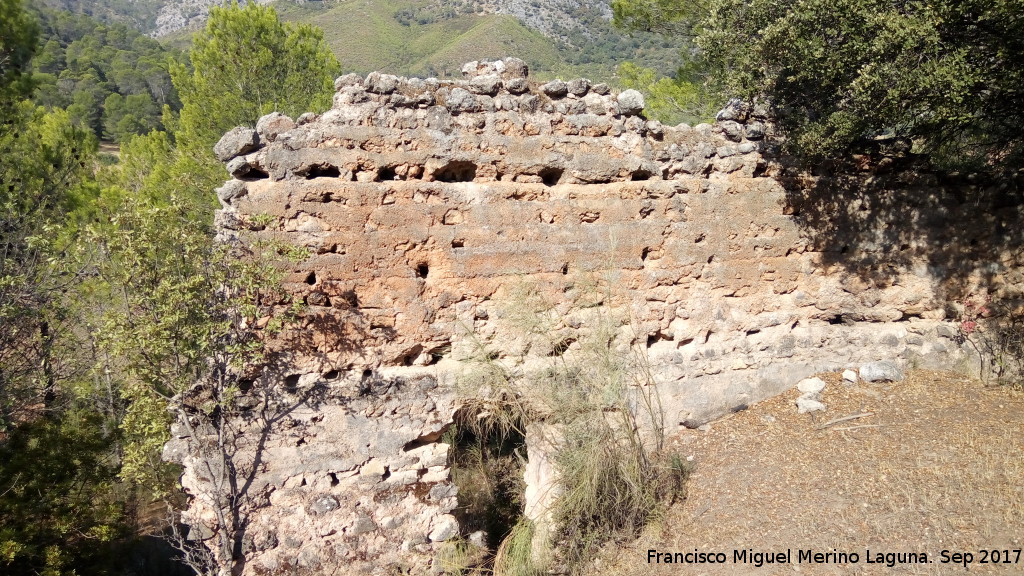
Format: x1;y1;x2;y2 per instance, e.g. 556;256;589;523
647;548;934;568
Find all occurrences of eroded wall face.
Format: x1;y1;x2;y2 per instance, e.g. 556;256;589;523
176;59;1021;574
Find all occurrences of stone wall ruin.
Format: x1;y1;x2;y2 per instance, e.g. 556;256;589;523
167;58;1024;575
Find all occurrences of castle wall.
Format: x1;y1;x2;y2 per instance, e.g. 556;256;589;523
168;58;1023;575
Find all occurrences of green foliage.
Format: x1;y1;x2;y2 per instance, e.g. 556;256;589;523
155;1;339;210
0;5;130;571
27;7;182;142
3;1;340;573
535;311;681;572
617;61;715;125
0;0;38;110
102;92;161;142
173;1;339;154
0;409;129;576
618;0;1024;169
493;520;543;576
82;183;286;491
0;100;97;430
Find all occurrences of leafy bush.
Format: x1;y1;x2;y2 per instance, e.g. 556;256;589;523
617;61;716;126
615;0;1024;171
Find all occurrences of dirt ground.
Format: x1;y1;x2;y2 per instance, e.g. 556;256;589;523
601;370;1024;576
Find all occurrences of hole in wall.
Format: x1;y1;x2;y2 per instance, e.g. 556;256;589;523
416;262;429;279
641;247;651;261
707;255;715;264
695;233;705;244
329;473;339;487
305;164;341;179
539;167;563;186
631;168;653;181
427;343;451;366
448;406;527;551
323;370;340;380
241;167;270;181
284;374;301;393
451;238;465;248
561;262;569;275
401;345;424;366
646;331;673;348
827;314;847;325
237;379;254;393
434;161;477;182
403;426;449;452
377;166;398;181
304;271;317;285
840;245;850;254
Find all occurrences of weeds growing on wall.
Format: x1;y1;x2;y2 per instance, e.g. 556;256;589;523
452;279;689;575
446;406;527;551
493;520;542;576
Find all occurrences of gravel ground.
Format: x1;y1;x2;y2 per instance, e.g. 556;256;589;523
600;370;1024;576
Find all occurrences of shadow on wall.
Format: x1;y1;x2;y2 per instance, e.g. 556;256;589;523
771;144;1024;309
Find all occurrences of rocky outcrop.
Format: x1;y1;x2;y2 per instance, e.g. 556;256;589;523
182;58;1024;574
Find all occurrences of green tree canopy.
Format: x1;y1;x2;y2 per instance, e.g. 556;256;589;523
614;0;1024;170
617;61;714;125
0;0;38;110
172;1;340;153
0;1;339;573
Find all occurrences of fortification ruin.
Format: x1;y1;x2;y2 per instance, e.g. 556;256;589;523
165;58;1024;575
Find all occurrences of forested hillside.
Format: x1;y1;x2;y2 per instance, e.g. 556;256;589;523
287;0;683;78
30;0;165;31
28;7;182;143
32;0;684;80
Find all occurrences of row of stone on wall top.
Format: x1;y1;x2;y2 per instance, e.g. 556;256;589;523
212;58;772;167
327;57;771;128
335;57;645;115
